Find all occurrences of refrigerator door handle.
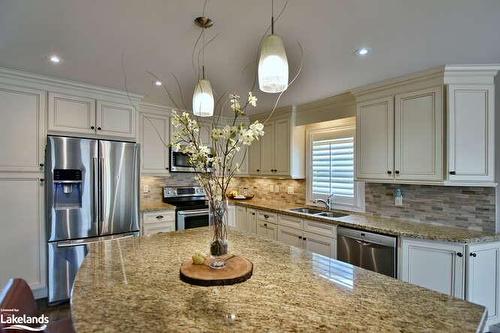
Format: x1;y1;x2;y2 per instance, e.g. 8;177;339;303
93;157;99;226
99;157;104;224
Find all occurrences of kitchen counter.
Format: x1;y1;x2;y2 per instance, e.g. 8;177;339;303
71;229;486;332
140;201;176;213
230;199;499;243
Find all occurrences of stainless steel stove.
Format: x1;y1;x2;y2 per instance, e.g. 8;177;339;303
163;186;208;231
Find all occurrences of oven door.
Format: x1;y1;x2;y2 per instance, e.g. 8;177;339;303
177;209;209;230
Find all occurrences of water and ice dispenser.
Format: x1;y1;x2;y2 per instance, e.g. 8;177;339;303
53;169;83;209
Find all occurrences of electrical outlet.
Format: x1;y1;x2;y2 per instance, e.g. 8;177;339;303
394;188;403;206
143;185;150;193
274;185;280;193
287;186;294;194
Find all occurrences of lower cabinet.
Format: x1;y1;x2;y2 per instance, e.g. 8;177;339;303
467;242;500;325
277;225;303;248
246;209;257;234
0;175;46;298
142;210;175;236
304;232;336;259
401;238;500;327
235;206;247;232
256;220;278;241
401;238;465;298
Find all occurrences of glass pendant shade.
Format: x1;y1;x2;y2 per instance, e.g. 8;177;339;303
192;79;214;117
258;34;289;93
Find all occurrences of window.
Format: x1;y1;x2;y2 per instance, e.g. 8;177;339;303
306;119;364;211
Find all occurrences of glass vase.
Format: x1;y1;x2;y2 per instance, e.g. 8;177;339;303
208;198;229;269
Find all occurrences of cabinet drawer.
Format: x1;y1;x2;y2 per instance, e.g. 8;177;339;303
304;219;337;238
143;211;175;224
256;210;277;223
143;221;175;236
278;214;303;230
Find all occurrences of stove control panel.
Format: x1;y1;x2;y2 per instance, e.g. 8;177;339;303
164;186;205;198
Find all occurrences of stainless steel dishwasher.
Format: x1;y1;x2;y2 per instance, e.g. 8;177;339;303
337;227;397;278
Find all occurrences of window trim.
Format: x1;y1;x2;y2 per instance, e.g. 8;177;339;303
306;119;365;212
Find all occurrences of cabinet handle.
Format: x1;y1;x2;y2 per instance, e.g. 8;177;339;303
303;237;307;241
39;178;45;183
97;127;102;131
449;171;456;175
256;169;260;172
395;170;400;175
156;215;164;219
251;213;255;216
39;163;44;167
457;252;463;257
264;214;269;219
91;126;95;130
165;167;169;170
470;252;477;257
263;223;267;227
387;170;392;175
298;236;302;239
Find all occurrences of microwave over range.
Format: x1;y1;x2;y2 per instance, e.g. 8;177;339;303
169;147;212;173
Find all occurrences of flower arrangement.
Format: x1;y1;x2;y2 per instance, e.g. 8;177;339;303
171;92;264;268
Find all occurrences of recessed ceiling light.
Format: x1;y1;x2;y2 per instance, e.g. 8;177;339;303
355;47;370;56
49;55;61;64
154;80;162;86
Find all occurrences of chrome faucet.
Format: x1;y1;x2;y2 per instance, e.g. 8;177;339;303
314;194;334;210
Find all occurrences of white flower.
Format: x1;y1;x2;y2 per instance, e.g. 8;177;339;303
248;92;257;107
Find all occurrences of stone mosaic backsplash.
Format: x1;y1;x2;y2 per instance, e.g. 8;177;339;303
364;183;496;233
141;174;495;232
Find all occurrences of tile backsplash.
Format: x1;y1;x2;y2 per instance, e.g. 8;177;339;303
141;174;197;203
365;183;496;232
230;177;306;205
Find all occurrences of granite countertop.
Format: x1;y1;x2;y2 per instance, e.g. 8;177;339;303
140;201;176;213
230;199;500;243
71;229;486;332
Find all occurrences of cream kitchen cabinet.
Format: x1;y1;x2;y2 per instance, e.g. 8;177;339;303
277;225;304;248
256;220;278;241
246;209;257;234
466;242;500;326
0;83;46;173
48;92;139;140
139;106;170;175
0;175;46;298
248;108;305;179
356;97;394;180
304;232;336;259
401;238;465;298
227;205;236;228
142;210;176;236
235;206;247;232
446;84;495;183
356;87;443;182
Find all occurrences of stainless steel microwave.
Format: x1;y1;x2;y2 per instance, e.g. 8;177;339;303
169;147;213;173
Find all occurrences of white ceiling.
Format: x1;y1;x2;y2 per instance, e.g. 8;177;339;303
1;0;500;113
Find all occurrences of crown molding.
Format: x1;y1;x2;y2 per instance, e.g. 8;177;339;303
0;66;143;101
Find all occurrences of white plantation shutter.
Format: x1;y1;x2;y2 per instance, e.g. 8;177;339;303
312;137;355;199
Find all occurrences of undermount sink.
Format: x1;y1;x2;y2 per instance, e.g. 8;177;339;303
314;211;350;218
288;207;350;219
289;207;324;215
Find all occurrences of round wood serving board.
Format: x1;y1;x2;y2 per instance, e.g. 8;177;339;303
180;255;253;286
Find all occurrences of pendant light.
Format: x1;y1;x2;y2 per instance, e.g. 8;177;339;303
193;16;214;117
258;0;289;93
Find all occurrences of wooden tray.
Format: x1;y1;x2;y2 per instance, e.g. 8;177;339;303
180;255;253;286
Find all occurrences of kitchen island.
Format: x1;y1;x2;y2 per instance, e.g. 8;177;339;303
71;229;486;332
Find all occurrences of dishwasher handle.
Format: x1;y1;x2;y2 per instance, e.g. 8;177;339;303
338;227;397;248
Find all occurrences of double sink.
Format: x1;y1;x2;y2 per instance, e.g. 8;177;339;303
288;207;350;219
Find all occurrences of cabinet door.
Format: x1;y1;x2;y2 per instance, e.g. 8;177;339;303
395;87;443;181
277;225;303;248
256;220;277;240
260;122;275;175
448;85;495;182
246;209;257;234
235;206;247;232
0;85;46;172
48;92;95;135
274;118;290;175
304;232;336;259
248;139;262;175
401;238;465;298
139;113;169;175
227;205;236;228
96;100;136;139
467;242;500;324
0;176;45;297
356;97;394;180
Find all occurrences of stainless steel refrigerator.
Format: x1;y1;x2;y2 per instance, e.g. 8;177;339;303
45;136;140;303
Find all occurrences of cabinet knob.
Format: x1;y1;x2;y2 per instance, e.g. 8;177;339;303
39;163;44;167
457;252;463;257
256;169;260;172
449;171;456;175
298;236;302;240
156;215;164;219
251;213;255;216
91;126;95;130
395;170;400;175
97;127;102;131
264;214;269;219
470;252;477;257
387;170;392;175
165;167;169;170
263;223;267;227
303;237;307;241
39;178;45;183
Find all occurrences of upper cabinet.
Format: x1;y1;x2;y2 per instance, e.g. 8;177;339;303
139;104;170;175
248;107;305;179
48;91;138;140
0;83;46;173
354;65;499;186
